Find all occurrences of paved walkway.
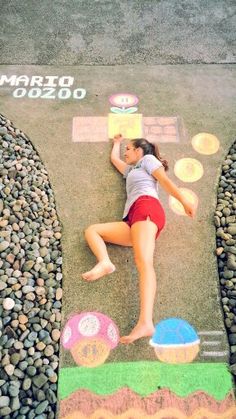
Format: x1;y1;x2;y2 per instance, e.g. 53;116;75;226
0;63;236;417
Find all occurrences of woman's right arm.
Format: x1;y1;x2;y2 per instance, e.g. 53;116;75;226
110;134;128;175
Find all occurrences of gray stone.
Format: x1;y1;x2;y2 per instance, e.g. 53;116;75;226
46;388;57;404
226;216;236;223
36;390;46;402
223;270;234;279
10;353;20;365
22;285;35;294
10;396;20;411
39;330;49;340
32;323;42;332
0;406;11;416
225;280;234;289
225;246;236;255
23;301;34;313
228;226;236;235
229;299;236;307
23;339;34;348
35;400;49;414
0;241;10;252
28;331;37;342
14;368;24;379
22;377;31;391
0;281;7;291
23;260;35;271
0;380;5;387
226;239;236;245
4;364;15;376
225;318;232;328
26;366;36;376
229;334;236;345
32;373;48;388
227;255;236;271
0;396;10;407
230;363;236;374
223;207;231;216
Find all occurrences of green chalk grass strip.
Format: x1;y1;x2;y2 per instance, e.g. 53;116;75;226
59;361;233;400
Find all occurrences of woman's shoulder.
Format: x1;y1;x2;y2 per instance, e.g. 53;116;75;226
142;154;160;161
141;154;161;164
141;154;163;174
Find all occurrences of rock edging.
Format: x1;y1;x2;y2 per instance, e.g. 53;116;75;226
0;114;62;418
215;140;236;384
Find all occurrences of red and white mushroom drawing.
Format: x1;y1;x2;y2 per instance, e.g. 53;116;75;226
61;311;120;367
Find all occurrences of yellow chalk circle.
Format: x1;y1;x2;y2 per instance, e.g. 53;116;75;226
174;158;203;182
169;188;198;216
191;132;220;155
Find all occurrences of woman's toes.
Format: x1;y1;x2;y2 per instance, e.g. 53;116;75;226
82;261;115;281
120;324;155;344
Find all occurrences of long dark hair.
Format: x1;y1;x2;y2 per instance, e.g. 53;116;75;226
131;138;169;171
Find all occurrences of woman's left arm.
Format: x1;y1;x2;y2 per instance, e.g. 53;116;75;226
152;167;196;218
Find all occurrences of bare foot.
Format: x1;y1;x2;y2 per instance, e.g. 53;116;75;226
82;261;116;281
120;322;155;344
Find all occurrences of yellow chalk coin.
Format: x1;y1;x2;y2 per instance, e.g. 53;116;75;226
169;188;198;216
174;158;203;182
191;132;220;155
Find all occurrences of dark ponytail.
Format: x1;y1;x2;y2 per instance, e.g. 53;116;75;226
131;138;169;171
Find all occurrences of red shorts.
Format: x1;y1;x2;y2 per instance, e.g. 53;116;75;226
123;195;166;239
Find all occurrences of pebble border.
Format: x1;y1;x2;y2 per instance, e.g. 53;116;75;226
0;114;62;418
215;140;236;385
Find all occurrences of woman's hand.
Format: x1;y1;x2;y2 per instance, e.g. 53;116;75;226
113;134;123;144
152;168;197;219
181;198;196;218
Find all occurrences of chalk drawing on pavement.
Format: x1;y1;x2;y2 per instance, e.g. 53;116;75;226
72;117;108;142
198;330;229;359
0;74;87;100
174;158;204;183
191;133;220;155
149;318;200;363
109;93;139;114
108;113;143;139
61;311;119;367
72;93;183;142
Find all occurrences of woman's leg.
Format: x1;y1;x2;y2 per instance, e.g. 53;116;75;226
82;221;132;281
120;217;157;344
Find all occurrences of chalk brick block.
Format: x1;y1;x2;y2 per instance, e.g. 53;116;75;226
143;116;183;143
72;117;108;142
72;115;187;143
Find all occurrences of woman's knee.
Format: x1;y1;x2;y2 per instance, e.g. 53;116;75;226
84;224;99;237
134;255;154;271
